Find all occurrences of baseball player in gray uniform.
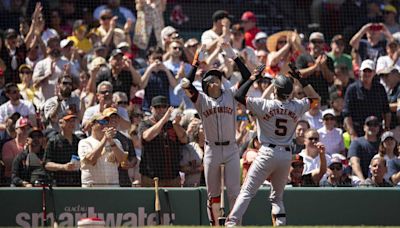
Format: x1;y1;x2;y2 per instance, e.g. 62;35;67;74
181;44;252;226
225;66;320;226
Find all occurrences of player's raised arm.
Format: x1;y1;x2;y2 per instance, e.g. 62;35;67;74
220;42;251;87
234;64;266;105
288;62;320;106
181;46;207;101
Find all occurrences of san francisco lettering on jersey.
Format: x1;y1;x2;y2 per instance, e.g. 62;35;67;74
202;106;234;118
263;108;298;122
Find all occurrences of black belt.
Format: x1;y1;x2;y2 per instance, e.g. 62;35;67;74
206;141;230;146
269;144;291;152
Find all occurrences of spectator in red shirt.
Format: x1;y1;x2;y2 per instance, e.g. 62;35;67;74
241;11;260;49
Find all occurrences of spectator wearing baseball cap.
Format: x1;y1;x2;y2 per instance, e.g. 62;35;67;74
347;116;381;183
343;59;390;138
241;11;261;49
96;47;141;101
44;111;81;186
318;109;346;156
252;32;268;52
78;112;127;187
320;153;352;187
1;117;32;183
103;107;137;187
374;131;399;181
327;35;353;72
139;95;187;187
66;20;93;53
161;26;178;50
17;64;36;104
2;28;27;84
288;154;317;187
201;10;233;52
296;31;334;107
383;4;400;34
11;127;46;187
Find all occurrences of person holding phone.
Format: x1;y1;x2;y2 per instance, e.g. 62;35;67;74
350;22;394;65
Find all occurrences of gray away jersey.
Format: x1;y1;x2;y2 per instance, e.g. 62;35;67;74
194;87;237;143
246;97;310;146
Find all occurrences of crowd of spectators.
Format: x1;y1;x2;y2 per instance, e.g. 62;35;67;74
0;0;400;188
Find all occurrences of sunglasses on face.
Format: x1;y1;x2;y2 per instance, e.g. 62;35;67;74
307;137;319;141
20;70;32;75
117;101;129;105
154;105;168;109
172;46;182;50
363;69;373;73
100;15;112;20
96;119;109;125
62;81;73;86
324;117;336;121
256;38;266;44
311;40;324;44
329;164;343;171
99;90;111;95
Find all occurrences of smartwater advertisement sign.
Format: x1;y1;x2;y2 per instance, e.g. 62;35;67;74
0;188;200;227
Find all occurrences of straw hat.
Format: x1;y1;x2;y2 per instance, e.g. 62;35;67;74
266;30;301;52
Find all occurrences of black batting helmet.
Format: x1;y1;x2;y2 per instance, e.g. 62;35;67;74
273;74;293;99
202;69;223;95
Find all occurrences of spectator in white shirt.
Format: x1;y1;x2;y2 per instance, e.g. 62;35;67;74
302;102;323;130
299;129;330;185
78;113;128;187
0;83;36;131
318;109;346;156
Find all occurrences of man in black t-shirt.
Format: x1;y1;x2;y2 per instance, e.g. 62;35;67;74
296;32;335;107
138;96;187;187
96;49;141;100
44;112;81;186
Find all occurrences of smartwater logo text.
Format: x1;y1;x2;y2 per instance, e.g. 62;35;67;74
16;206;175;227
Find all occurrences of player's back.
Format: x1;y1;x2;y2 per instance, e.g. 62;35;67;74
247;97;310;146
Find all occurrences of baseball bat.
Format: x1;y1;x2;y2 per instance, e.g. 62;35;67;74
48;184;59;228
154;177;162;225
218;164;226;226
163;189;174;225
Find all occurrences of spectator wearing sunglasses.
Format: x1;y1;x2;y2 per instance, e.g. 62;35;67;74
296;32;335;108
320;154;352;187
78;113;127;187
298;128;330;186
348;116;381;184
138;96;188;187
82;81;130;132
17;64;37;105
103;107;137;187
318;109;346;156
43;75;81;131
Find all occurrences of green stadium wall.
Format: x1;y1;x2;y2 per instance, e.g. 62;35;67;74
0;187;398;227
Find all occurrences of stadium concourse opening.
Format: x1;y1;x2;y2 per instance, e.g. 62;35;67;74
0;0;399;227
